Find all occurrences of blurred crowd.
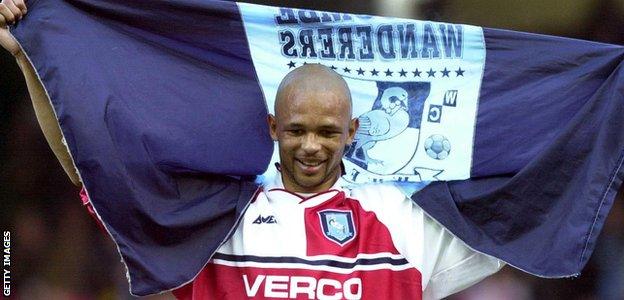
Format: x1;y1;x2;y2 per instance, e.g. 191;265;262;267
1;0;623;299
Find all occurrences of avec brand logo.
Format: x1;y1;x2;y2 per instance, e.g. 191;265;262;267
253;215;277;224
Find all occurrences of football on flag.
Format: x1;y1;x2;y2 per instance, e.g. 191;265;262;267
424;134;451;160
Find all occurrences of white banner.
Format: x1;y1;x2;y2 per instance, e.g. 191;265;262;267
239;3;485;184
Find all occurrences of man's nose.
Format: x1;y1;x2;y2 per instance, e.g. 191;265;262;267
301;134;322;153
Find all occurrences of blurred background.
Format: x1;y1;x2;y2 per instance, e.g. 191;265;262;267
0;0;622;299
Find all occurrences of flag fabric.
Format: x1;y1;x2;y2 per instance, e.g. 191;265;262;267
10;0;624;296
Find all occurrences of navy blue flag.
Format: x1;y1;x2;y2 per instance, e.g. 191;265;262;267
10;0;624;296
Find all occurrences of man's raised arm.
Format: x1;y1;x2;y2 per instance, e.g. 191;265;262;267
1;0;81;186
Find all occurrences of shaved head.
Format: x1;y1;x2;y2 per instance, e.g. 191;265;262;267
275;64;352;119
268;64;358;193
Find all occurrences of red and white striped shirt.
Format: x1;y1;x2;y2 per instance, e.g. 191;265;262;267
173;175;503;299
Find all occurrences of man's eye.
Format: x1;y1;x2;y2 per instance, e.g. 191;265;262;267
288;129;304;135
320;130;339;137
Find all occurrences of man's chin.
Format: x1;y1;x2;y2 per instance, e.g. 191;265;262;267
285;163;341;192
293;175;330;192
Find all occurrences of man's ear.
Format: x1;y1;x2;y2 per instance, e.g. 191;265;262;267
267;114;278;141
347;117;359;144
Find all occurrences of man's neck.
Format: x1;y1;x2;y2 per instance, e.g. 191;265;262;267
279;174;341;194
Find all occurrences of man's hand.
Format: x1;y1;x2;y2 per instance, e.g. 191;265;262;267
0;0;81;186
0;0;27;56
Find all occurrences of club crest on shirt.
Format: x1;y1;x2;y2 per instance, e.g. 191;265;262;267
318;210;356;246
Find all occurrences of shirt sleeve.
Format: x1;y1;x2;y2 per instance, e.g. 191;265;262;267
420;208;505;300
349;183;505;300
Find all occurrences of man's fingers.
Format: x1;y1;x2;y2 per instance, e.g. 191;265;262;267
11;0;26;14
0;0;21;56
4;0;21;20
0;3;15;24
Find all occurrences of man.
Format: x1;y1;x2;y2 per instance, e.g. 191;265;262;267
1;2;503;299
168;64;503;299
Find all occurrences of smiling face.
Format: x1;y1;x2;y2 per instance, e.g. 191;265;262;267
269;65;358;193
